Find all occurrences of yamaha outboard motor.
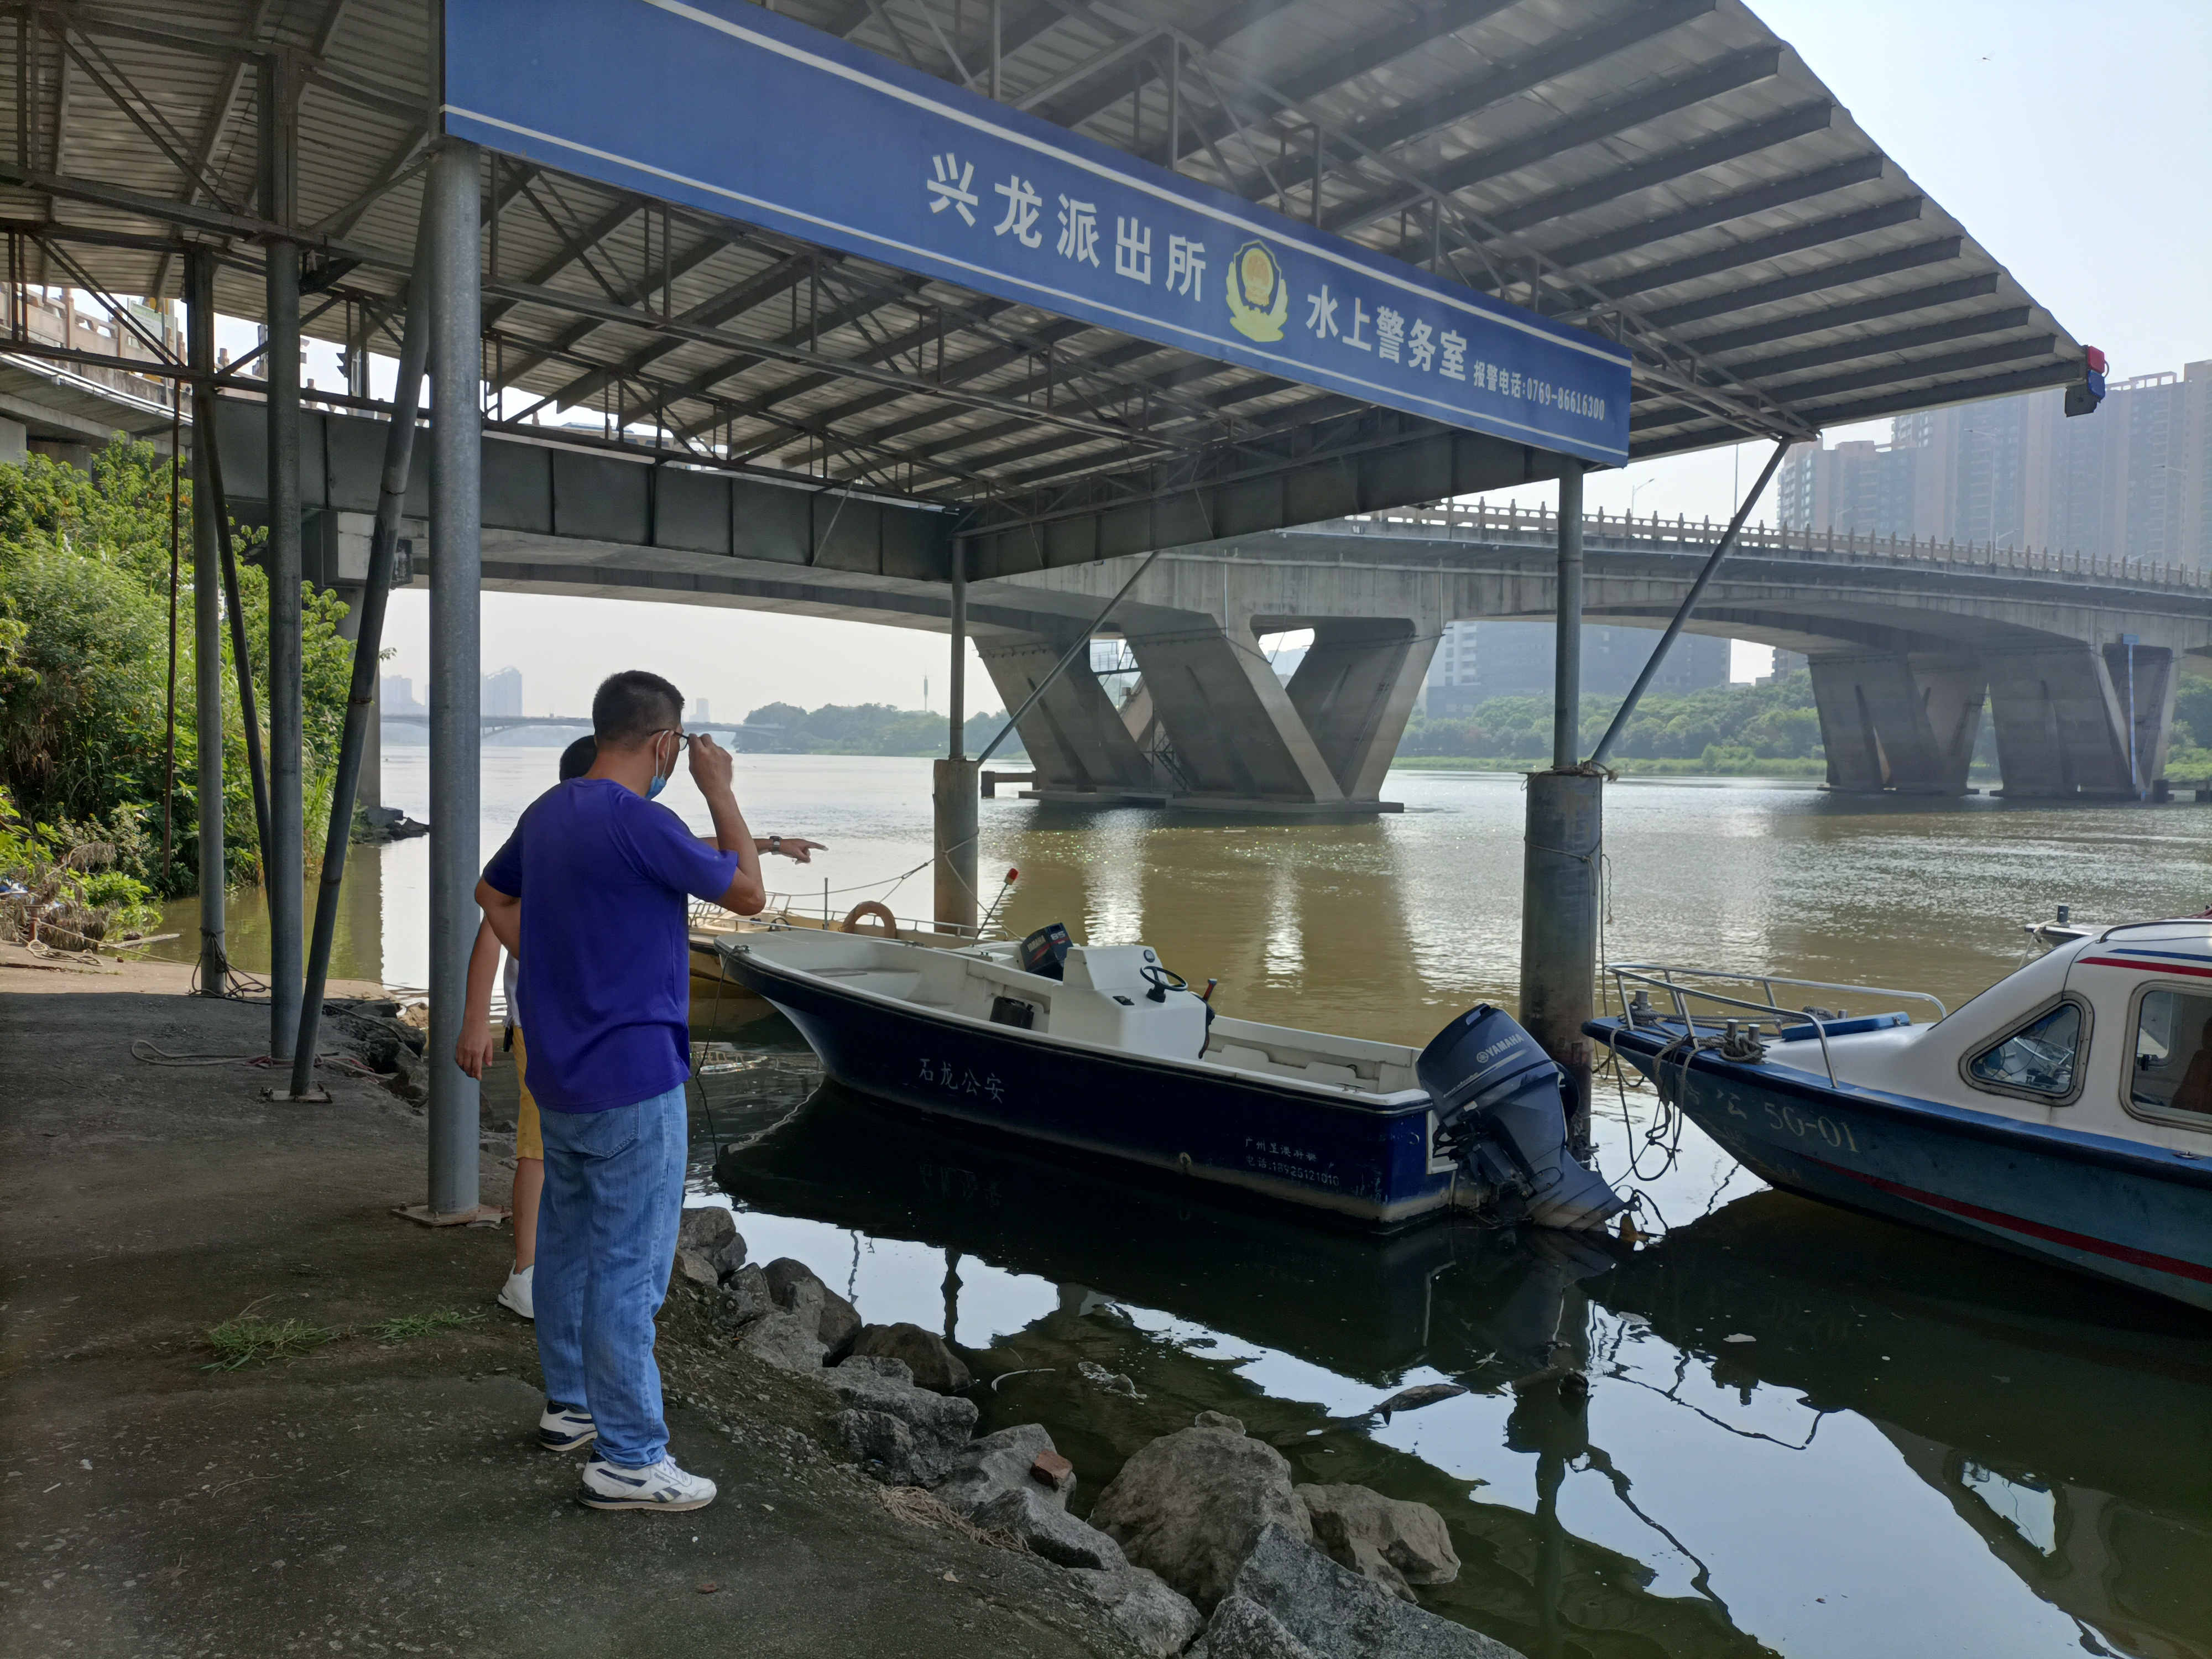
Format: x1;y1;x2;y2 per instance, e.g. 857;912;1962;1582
1020;922;1072;980
1417;1004;1625;1233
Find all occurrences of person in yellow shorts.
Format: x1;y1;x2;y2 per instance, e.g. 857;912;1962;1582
456;734;821;1318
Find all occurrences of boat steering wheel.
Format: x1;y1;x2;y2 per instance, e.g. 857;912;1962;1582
1140;964;1188;1004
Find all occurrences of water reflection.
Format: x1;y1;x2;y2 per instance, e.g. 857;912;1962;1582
700;1071;2212;1659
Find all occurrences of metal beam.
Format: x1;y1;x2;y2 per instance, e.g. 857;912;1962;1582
262;50;305;1062
1594;197;1929;302
1532;156;1888;278
1679;273;2001;358
1727;308;2031;383
1630;334;2054;427
1425;86;1823;246
1025;0;1301;131
544;249;816;409
1632;236;1961;331
186;247;226;994
1335;0;1716;163
1588;440;1787;767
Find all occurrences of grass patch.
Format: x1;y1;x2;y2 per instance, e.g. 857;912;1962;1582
366;1308;486;1343
203;1315;338;1371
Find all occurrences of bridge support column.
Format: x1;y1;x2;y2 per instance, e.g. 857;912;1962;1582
976;634;1159;797
1809;654;1986;795
1284;619;1440;800
1124;618;1346;806
1984;640;2173;798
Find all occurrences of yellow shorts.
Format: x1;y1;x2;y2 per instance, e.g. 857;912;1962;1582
513;1026;543;1161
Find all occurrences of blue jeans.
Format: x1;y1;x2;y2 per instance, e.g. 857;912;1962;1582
534;1085;688;1468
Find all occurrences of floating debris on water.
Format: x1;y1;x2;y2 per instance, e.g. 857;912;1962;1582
1375;1383;1469;1423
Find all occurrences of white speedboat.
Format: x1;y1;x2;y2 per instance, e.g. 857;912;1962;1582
717;923;1625;1232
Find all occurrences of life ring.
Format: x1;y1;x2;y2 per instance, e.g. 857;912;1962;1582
841;900;900;938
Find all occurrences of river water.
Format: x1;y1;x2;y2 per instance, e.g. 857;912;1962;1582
158;750;2212;1659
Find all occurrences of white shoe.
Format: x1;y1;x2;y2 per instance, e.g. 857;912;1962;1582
577;1455;717;1512
538;1400;597;1453
497;1264;534;1320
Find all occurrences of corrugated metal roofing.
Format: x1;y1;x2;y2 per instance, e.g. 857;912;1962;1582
0;0;2085;510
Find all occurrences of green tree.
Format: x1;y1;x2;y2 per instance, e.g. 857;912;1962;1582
0;441;354;896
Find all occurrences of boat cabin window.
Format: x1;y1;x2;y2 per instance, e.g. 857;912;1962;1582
2129;988;2212;1124
1966;1001;2084;1101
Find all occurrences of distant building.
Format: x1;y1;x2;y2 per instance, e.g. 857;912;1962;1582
1421;620;1729;713
689;696;711;724
483;666;523;717
379;674;424;716
1777;360;2212;567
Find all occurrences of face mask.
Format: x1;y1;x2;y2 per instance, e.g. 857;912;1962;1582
646;733;676;800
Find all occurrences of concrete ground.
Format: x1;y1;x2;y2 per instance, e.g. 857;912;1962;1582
0;950;1133;1658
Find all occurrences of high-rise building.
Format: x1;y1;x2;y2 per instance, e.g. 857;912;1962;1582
1422;621;1730;712
1778;360;2212;567
483;666;523;717
379;674;424;716
690;696;712;724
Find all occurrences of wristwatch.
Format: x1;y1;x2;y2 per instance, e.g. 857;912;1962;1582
768;834;782;854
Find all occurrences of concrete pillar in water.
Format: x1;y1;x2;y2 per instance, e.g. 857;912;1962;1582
1809;653;1987;795
262;54;304;1058
1520;466;1597;1151
426;140;483;1219
186;250;226;993
1983;639;2174;799
1282;617;1442;801
934;759;980;933
936;545;979;932
975;633;1156;796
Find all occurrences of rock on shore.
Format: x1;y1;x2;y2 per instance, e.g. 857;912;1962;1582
1207;1524;1520;1659
1295;1483;1460;1602
1088;1416;1311;1610
851;1321;972;1393
825;1354;978;1487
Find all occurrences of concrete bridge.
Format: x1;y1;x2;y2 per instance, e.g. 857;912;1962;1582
220;403;2212;807
989;502;2212;806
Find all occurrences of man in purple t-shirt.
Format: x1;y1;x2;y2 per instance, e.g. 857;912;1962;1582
476;670;764;1512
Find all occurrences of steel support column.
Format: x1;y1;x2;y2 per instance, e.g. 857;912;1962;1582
426;140;483;1218
289;229;432;1100
935;544;978;931
1521;466;1598;1153
262;53;305;1057
186;249;225;993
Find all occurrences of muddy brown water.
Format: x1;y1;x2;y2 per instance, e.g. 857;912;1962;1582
160;749;2212;1659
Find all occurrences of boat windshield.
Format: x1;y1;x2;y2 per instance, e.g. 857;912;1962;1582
1968;1003;2083;1099
2131;989;2212;1121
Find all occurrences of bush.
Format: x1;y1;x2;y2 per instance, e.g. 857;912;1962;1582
0;441;354;896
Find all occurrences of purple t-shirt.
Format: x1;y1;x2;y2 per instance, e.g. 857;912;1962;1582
481;779;741;1112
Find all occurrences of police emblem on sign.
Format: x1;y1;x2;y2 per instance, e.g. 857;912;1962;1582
1225;241;1288;342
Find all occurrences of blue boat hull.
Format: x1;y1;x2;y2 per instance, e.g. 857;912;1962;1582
726;950;1457;1227
1590;1019;2212;1313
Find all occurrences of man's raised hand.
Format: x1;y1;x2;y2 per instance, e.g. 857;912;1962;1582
686;731;735;795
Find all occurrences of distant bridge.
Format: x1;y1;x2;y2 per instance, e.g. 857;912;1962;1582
983;503;2211;806
221;404;2209;805
380;713;791;749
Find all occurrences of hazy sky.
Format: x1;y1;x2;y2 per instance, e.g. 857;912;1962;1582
369;0;2210;714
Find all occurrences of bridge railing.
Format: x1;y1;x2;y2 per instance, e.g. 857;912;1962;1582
1334;502;2205;592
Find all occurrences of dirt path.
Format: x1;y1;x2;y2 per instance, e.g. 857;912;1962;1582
0;954;1131;1658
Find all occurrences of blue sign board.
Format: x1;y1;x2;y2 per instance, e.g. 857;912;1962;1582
442;0;1632;465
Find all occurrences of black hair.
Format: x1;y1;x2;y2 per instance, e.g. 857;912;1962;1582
557;734;597;780
591;670;684;747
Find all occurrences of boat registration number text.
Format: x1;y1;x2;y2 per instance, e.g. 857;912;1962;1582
1728;1096;1861;1152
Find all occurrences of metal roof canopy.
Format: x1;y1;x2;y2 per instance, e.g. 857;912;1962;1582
0;0;2085;582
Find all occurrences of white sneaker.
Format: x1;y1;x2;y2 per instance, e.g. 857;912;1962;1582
497;1264;534;1320
577;1455;718;1512
538;1400;597;1453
